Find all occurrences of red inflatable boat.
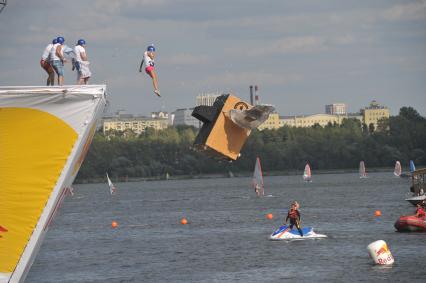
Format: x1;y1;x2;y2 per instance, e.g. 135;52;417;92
394;215;426;232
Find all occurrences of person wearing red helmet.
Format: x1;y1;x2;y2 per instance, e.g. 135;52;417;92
139;44;160;97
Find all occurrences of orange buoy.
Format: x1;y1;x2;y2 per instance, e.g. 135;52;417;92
180;218;188;225
266;213;273;220
375;210;382;217
111;221;118;228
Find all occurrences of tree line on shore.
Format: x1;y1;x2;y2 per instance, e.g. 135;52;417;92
76;107;426;182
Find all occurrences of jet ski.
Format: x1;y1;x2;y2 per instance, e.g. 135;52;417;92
394;215;426;232
269;225;327;240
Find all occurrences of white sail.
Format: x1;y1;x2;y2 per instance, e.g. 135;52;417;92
252;157;264;196
359;161;368;178
0;85;106;283
106;173;116;195
303;164;312;182
394;161;402;177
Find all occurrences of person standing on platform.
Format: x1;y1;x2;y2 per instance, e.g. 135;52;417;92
40;38;56;85
50;36;67;86
73;39;91;84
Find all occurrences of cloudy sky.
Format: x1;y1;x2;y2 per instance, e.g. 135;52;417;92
0;0;425;116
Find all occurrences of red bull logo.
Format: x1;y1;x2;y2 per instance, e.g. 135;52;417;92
375;243;394;265
375;243;389;256
0;225;7;238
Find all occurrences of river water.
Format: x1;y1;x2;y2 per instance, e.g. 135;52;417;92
27;172;425;282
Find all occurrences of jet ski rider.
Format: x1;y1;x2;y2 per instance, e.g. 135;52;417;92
284;201;303;236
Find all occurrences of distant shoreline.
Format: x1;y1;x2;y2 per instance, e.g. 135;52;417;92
75;166;399;184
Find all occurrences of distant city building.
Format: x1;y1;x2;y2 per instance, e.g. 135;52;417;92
172;108;200;128
168;113;175;126
325;103;347;115
196;92;222;106
103;111;169;135
347;113;363;124
257;113;281;130
280;114;348;128
360;100;390;130
151;111;169;119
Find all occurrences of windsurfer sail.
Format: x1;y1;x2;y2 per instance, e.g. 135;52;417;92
106;173;116;195
359;161;367;178
394;161;402;177
252;157;264;196
303;164;312;182
410;160;416;174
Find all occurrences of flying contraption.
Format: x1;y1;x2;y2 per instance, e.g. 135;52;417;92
191;94;274;161
0;0;6;14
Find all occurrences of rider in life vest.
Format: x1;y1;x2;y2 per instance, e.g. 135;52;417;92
284;201;303;236
415;203;426;218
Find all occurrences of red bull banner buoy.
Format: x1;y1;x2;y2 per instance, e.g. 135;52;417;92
367;240;394;265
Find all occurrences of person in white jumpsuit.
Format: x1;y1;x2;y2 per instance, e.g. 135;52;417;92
74;39;91;85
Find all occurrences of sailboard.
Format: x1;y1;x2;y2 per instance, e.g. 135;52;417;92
106;173;116;195
394;161;402;177
252;157;264;196
359;161;368;178
0;85;107;283
303;163;312;182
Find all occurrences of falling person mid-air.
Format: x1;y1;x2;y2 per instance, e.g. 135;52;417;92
139;44;160;97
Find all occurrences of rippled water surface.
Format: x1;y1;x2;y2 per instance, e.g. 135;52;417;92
27;173;426;282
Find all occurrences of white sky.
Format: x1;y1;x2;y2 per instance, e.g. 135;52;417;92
0;0;425;116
